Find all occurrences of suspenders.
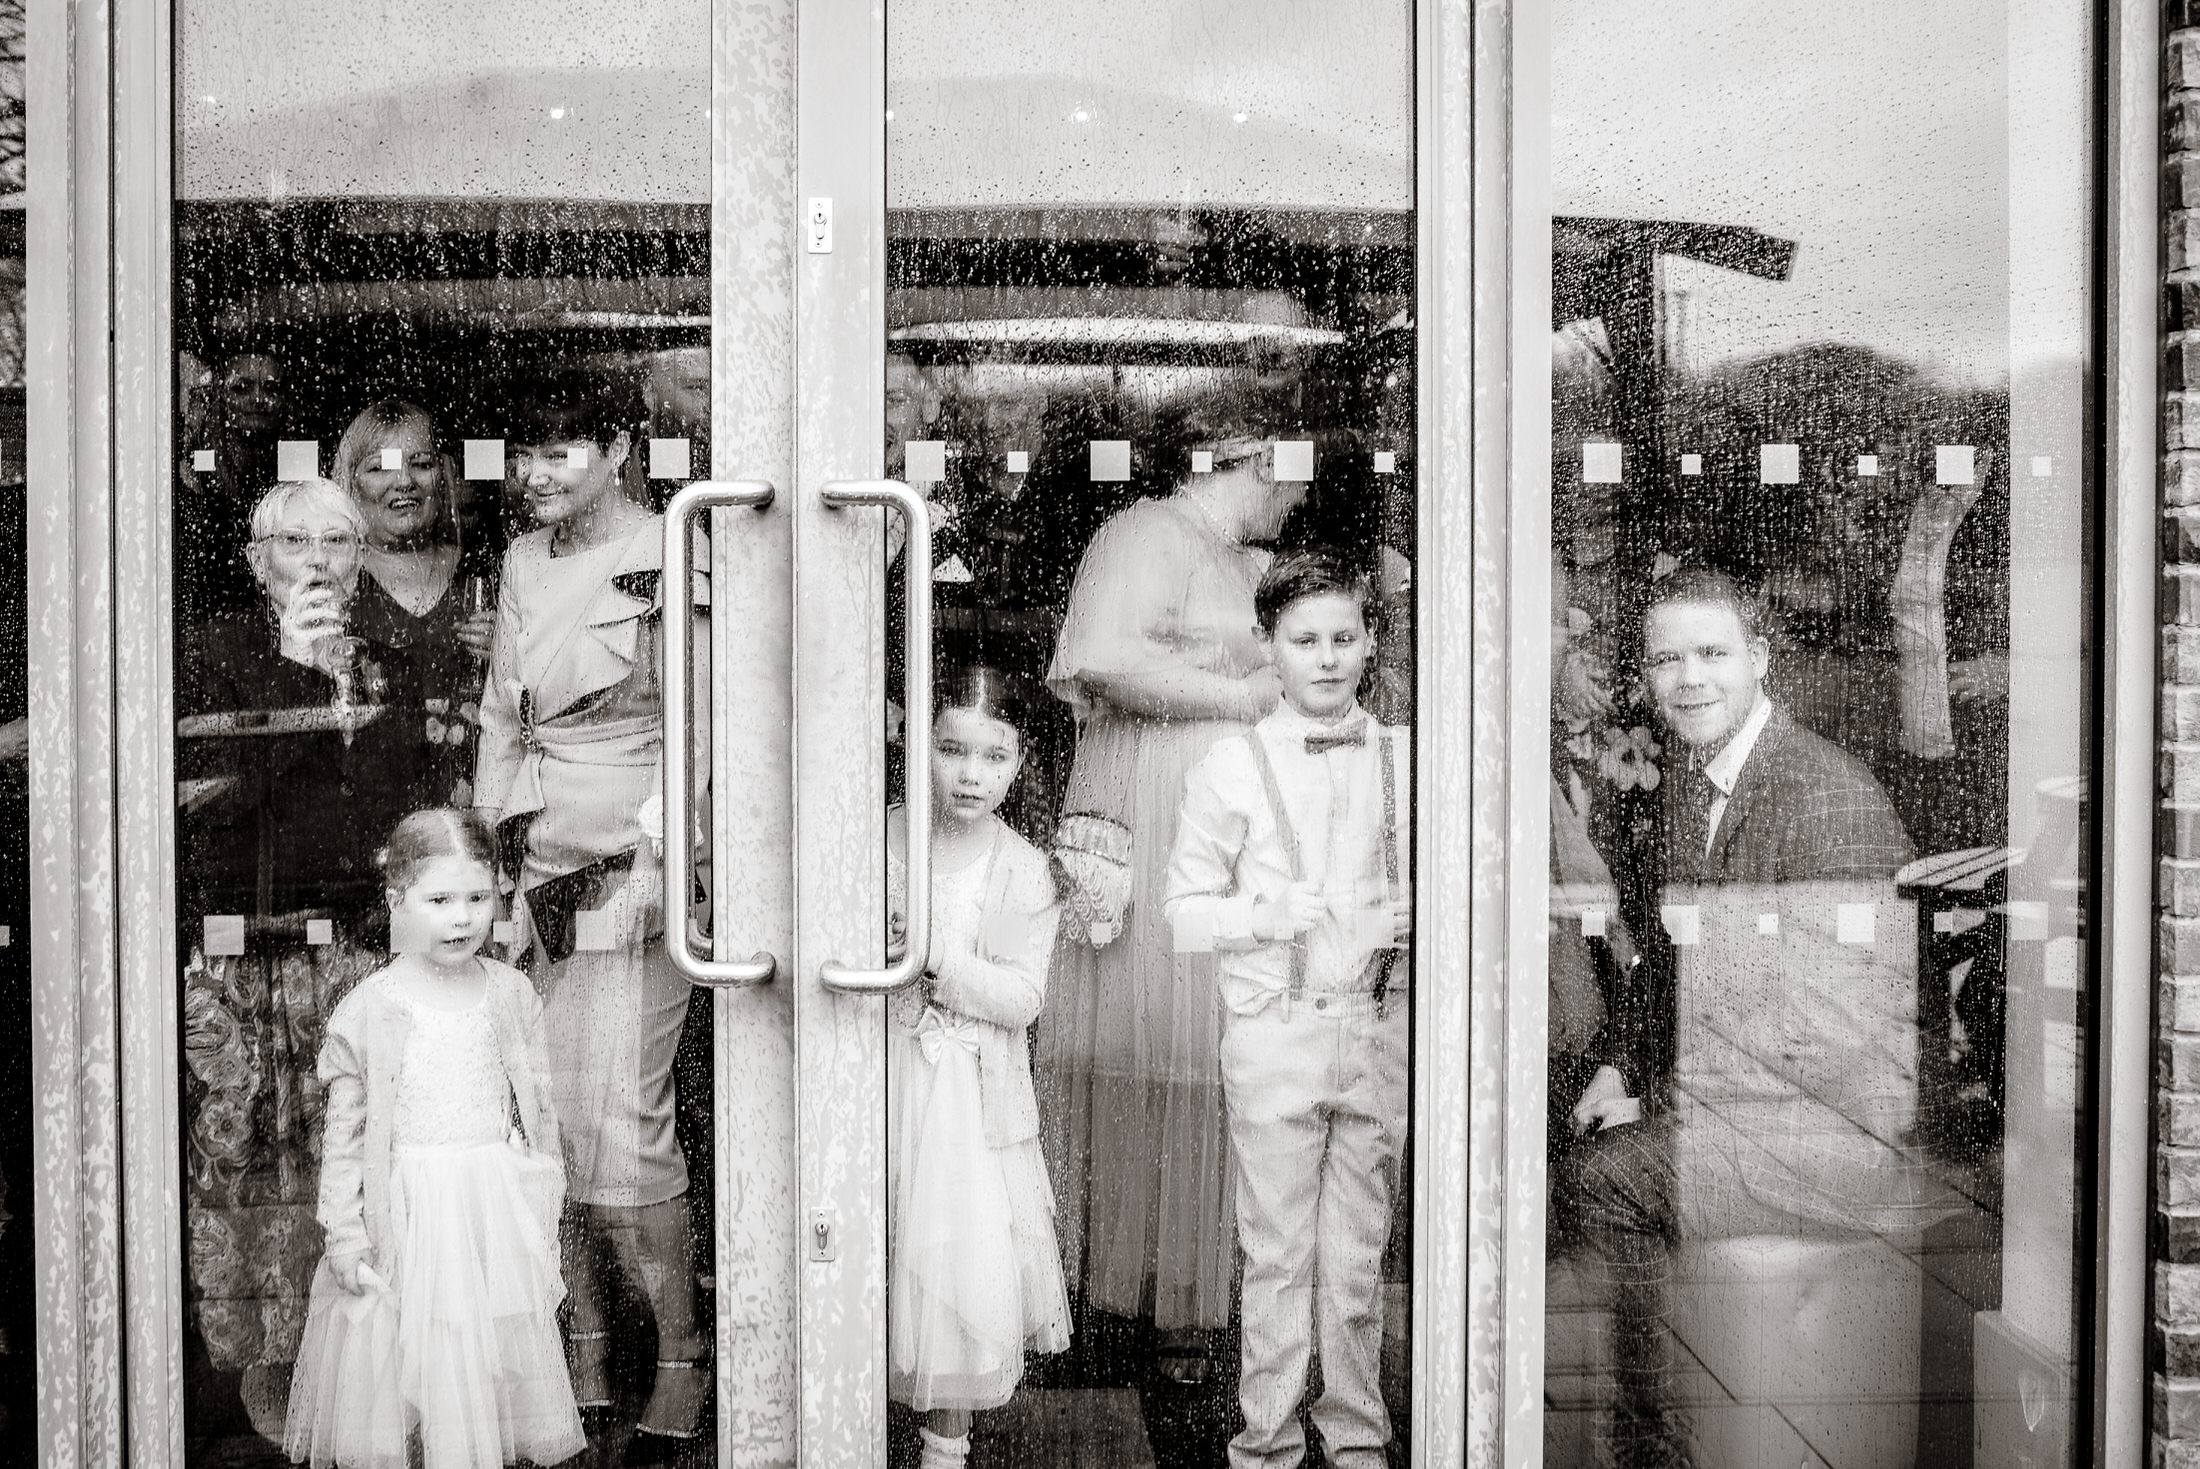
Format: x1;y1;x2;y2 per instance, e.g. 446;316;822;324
1241;728;1404;1010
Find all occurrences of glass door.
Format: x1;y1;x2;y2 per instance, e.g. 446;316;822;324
791;1;1448;1465
128;0;799;1464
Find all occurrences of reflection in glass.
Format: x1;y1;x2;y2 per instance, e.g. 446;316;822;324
1542;4;2091;1466
170;2;716;1461
0;0;27;1450
885;3;1415;1464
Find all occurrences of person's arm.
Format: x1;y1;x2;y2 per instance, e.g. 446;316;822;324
511;969;563;1165
1051;508;1279;724
314;1017;374;1293
927;849;1062;1030
1162;748;1316;952
472;553;524;827
1079;663;1279;724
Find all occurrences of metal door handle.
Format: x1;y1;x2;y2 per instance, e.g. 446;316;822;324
817;479;930;995
663;480;777;986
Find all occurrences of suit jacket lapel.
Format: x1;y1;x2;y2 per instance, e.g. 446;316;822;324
1704;703;1789;878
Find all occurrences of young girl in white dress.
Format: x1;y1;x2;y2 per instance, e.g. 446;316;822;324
887;668;1072;1469
286;808;584;1469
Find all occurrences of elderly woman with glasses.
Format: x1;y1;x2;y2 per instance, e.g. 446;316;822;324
173;478;435;1437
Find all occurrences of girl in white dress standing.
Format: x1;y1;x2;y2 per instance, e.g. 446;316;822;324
286;807;583;1469
886;668;1072;1469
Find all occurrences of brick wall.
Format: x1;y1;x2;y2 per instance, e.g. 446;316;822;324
2167;13;2200;1461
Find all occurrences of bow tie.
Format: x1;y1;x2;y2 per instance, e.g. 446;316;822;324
1305;720;1368;754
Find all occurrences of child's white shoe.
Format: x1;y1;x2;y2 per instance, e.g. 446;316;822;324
918;1426;971;1469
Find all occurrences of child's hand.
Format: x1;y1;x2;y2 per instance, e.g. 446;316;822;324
1256;884;1324;942
886;910;907;964
1569;1065;1639;1137
328;1251;372;1295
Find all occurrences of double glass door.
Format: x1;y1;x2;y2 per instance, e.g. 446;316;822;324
151;0;1432;1465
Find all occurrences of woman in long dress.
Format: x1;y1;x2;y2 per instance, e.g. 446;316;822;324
472;370;711;1452
1034;385;1308;1380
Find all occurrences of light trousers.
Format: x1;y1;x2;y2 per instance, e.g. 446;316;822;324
1220;995;1408;1469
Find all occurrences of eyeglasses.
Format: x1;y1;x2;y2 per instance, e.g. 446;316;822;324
257;532;363;556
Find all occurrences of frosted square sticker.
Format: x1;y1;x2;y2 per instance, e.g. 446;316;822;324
1273;440;1315;481
574;909;619;952
2031;455;2053;478
305;918;334;946
564;445;590;470
1857;454;1879;477
203;915;246;957
1660;904;1701;946
1173;906;1216;954
1933;910;1957;934
463;439;504;480
1756;912;1780;936
492;920;519;947
1354;908;1399;951
1759;444;1799;485
1005;450;1030;473
1679;453;1703;476
379;446;403;471
1372;450;1397;474
904;440;947;485
1836;903;1876;945
275;440;319;482
1582;442;1622;483
649;437;691;480
1580;908;1607;937
1936;445;1975;486
1190;450;1215;474
1090;440;1131;482
192;448;216;473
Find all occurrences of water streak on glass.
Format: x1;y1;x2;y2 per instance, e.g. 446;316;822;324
0;0;29;1454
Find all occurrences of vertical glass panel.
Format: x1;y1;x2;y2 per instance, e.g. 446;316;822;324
0;0;26;1445
884;5;1416;1466
1541;5;2091;1467
172;5;720;1462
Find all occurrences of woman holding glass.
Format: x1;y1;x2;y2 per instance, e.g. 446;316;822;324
472;369;711;1454
1035;383;1307;1383
175;479;424;1435
334;400;498;808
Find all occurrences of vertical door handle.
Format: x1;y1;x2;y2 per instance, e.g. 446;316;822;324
663;480;778;986
817;479;930;995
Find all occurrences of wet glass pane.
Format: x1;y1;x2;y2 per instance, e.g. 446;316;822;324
0;0;26;1454
883;5;1416;1465
172;4;718;1462
1541;5;2092;1466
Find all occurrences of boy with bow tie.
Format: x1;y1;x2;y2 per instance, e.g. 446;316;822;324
1164;548;1412;1469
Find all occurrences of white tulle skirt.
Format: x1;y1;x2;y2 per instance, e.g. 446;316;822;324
285;1136;584;1469
888;1021;1071;1413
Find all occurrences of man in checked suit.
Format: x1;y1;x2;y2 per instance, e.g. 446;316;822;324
1568;568;1915;1469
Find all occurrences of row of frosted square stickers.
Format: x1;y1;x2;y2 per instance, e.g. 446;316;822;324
902;440;1395;484
222;439;703;482
232;438;1392;486
1581;442;2056;486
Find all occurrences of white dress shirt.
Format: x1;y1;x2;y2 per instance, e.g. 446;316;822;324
1700;692;1774;856
1164;701;1412;1016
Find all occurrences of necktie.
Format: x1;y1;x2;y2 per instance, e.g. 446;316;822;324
1305;720;1368;755
1672;763;1715;876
